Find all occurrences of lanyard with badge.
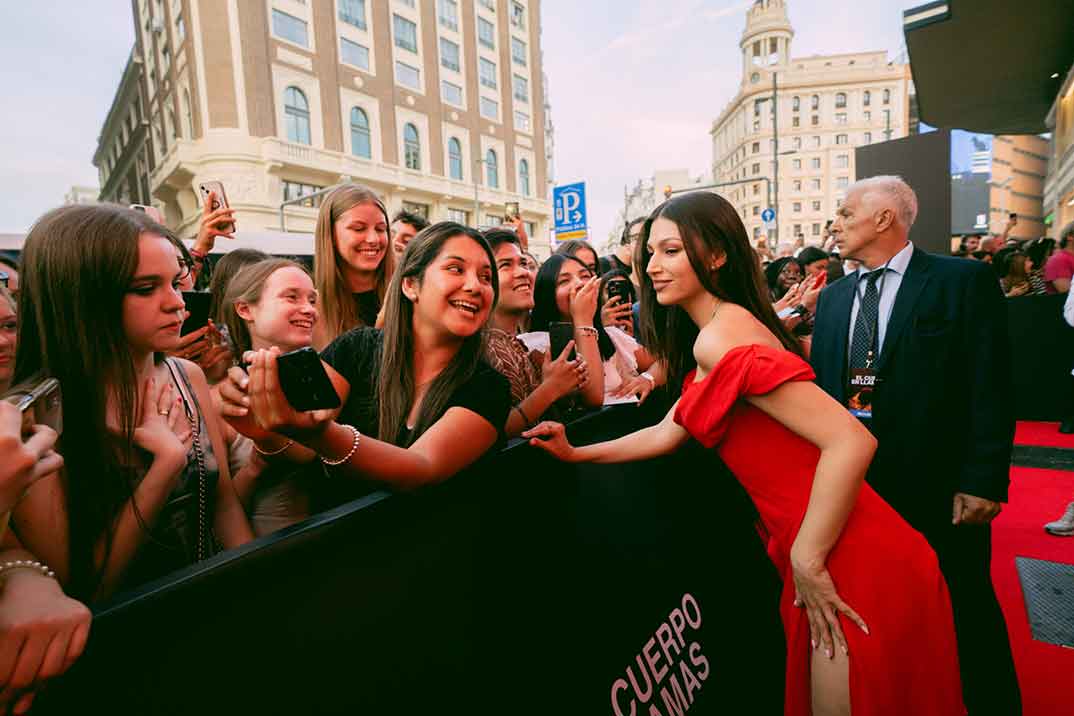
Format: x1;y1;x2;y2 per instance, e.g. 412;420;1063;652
846;258;893;420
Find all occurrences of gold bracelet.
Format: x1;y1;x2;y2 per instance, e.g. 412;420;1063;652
254;438;294;456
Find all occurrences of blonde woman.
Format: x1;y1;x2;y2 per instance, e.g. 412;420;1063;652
312;184;395;348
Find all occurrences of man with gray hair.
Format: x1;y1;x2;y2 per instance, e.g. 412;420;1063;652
810;175;1021;715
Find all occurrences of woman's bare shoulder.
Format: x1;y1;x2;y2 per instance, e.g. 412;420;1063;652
694;303;782;372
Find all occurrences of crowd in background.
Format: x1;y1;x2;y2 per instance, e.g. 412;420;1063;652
1;179;1073;713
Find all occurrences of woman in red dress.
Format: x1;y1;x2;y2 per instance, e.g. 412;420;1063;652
523;192;964;715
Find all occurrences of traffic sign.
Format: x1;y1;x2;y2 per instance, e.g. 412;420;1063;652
554;182;587;236
761;207;775;222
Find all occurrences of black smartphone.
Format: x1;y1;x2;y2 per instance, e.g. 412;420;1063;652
549;322;576;362
607;280;632;306
276;347;342;411
181;291;212;336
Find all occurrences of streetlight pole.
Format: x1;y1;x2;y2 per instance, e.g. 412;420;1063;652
472;158;485;227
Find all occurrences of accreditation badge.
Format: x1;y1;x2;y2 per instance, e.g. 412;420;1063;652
846;368;877;420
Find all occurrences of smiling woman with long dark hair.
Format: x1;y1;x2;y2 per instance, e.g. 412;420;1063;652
525;192;965;715
218;222;511;489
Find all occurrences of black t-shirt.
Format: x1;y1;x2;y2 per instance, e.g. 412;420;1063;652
353;291;380;327
320;327;511;447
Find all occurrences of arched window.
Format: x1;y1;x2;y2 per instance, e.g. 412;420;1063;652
486;149;498;188
810;94;819;110
404;123;420;170
182;89;194;138
792;95;800;112
835;92;846;108
448;137;463;180
519;158;530;196
882;88;891;104
350;107;371;158
863;90;871;107
284;86;311;145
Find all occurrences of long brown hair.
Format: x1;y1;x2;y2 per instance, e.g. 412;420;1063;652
637;192;803;390
377;222;497;446
314;184;393;344
208;248;270;326
221;258;312;359
13;203;181;598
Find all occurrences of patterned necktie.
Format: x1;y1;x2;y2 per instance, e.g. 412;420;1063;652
850;269;885;369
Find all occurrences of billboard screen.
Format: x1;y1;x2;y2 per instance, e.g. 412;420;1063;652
922;123;995;235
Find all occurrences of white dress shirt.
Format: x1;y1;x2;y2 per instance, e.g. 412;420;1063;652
847;241;914;360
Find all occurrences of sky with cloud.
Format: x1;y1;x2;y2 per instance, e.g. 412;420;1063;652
0;0;920;242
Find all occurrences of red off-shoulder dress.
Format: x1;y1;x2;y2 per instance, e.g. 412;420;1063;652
673;344;964;715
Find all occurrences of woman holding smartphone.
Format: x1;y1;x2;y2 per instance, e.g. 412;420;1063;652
8;204;253;602
522;193;964;716
218;222;510;490
312;184;395;349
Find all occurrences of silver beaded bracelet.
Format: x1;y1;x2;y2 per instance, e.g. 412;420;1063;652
0;559;57;581
575;325;599;338
321;424;361;466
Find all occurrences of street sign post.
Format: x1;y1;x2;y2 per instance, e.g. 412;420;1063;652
553;182;588;244
761;207;776;233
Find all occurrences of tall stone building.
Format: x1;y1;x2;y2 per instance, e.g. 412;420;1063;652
710;0;912;246
94;0;553;253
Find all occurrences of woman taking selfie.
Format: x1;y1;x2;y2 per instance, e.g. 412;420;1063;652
523;193;963;716
218;258;322;535
312;184;394;349
219;222;510;490
8;204;253;602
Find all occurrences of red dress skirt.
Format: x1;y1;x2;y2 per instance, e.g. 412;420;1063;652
674;344;964;715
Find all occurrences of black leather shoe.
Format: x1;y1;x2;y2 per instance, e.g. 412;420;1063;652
1060;419;1074;434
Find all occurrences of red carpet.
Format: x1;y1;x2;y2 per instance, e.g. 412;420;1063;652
994;423;1074;716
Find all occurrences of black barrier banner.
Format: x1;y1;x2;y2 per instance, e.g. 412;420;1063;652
36;403;786;715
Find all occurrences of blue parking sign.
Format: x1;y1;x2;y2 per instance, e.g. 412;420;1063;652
554;182;587;237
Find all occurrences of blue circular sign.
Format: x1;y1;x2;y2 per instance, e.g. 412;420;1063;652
761;208;776;222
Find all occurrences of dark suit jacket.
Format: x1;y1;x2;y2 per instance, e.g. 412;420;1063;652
810;247;1014;533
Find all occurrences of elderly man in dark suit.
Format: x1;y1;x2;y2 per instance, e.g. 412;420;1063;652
810;176;1021;715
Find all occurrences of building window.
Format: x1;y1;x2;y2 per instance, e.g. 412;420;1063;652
447;207;468;224
395;61;421;90
339;0;367;30
511;37;526;66
812;200;821;211
864;110;871;121
401;200;428;217
750;72;760;84
753;205;760;216
811;157;821;169
753;226;761;239
754;99;763;117
835;133;848;145
835;112;847;125
811;94;819;110
793;224;802;236
438;0;458;31
441;80;463;106
513;74;528;103
811;178;821;190
836;176;849;189
479;58;497;89
792;95;800;112
176;15;185;41
863;90;871;107
486;149;499;187
792;158;801;170
350;107;371;158
751;141;760;154
864;131;872;144
812;135;821;148
811;115;819;126
812;223;821;236
272;9;308;47
793;202;802;213
835;92;847;108
793;137;801;150
393;15;418;53
182;89;193;137
835;154;848;169
753;120;760;131
478;17;495;49
793;179;801;191
480;96;498;120
751;162;760;175
882;89;891;104
511;2;525;29
753;183;760;195
440;37;460;71
448;137;463;180
514;110;530;132
341;38;370;70
479;0;495;11
283;181;326;208
404;123;421;170
792;116;800;128
283;86;311;145
519;158;530;196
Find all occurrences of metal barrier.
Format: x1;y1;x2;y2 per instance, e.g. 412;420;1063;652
35;403;786;715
